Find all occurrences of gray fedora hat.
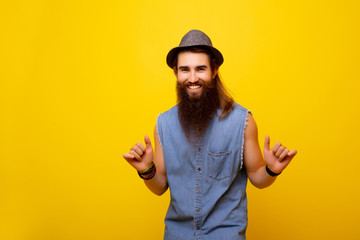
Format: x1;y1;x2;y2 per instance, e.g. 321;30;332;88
166;30;224;68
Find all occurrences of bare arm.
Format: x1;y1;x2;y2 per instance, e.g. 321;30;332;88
123;126;168;196
244;113;297;189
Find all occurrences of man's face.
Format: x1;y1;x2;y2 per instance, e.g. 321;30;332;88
175;51;218;99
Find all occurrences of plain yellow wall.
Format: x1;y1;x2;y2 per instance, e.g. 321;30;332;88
1;0;359;239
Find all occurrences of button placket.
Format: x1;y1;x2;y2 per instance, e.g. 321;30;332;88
194;137;204;233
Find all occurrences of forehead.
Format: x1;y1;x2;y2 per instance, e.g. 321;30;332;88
177;51;210;67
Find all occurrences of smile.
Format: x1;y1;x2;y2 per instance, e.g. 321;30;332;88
188;85;201;89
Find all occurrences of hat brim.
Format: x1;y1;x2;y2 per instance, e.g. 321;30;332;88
166;45;224;69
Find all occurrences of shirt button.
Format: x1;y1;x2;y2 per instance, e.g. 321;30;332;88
196;209;199;212
197;227;200;230
197;189;200;192
198;148;201;151
198;168;201;171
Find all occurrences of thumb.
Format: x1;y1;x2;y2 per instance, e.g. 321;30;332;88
144;135;152;150
264;135;270;151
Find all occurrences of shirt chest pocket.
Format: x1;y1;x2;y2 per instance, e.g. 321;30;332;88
207;149;232;180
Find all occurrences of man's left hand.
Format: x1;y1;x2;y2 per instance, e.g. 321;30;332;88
263;135;297;175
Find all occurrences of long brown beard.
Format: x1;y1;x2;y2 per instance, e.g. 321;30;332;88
176;79;220;143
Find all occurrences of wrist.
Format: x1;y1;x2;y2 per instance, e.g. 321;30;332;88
265;165;282;177
138;162;154;174
138;162;156;180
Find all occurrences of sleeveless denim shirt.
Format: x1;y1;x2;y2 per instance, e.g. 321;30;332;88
156;103;250;240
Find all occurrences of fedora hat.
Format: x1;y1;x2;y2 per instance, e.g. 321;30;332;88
166;30;224;68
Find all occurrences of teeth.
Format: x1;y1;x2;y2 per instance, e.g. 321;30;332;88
188;85;200;89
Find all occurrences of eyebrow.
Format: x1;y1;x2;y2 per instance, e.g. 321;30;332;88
196;65;208;69
178;66;189;69
178;65;208;69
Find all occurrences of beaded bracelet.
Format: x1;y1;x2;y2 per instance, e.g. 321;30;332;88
138;162;156;180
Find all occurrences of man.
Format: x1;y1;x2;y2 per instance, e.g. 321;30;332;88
123;30;297;240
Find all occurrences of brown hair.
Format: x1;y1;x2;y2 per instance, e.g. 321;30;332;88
173;47;234;119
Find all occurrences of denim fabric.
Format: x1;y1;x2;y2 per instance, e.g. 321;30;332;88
156;103;249;240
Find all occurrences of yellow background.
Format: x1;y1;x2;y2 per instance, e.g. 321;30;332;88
1;0;359;239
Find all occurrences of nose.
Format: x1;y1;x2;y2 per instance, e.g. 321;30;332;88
189;70;198;83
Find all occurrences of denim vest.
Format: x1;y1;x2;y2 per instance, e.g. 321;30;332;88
156;103;250;240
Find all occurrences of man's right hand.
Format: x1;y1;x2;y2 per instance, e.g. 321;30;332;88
123;135;154;172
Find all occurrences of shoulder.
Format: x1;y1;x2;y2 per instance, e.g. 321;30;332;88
157;105;177;122
245;112;258;139
228;102;255;135
156;105;178;130
231;102;249;115
221;102;250;120
233;102;248;111
158;105;178;118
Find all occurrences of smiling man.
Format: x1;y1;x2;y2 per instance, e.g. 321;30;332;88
123;30;297;240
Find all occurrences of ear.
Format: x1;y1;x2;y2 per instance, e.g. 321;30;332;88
173;68;178;78
212;66;219;79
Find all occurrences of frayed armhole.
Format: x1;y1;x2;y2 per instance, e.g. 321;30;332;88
156;114;164;150
240;110;252;171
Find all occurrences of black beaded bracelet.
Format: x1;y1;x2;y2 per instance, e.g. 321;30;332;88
266;165;282;177
138;162;156;180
